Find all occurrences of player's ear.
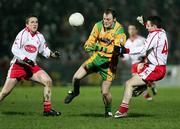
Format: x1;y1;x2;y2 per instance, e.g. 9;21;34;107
25;23;29;27
113;18;116;22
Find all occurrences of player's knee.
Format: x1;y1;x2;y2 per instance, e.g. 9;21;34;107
102;91;109;97
43;78;52;87
73;76;81;82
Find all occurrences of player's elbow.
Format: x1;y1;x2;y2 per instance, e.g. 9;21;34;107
11;46;17;55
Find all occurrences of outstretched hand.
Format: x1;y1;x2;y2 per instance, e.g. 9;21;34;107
137;15;144;25
51;50;61;58
84;43;107;53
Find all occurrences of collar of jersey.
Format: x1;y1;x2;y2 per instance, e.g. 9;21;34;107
149;28;162;33
25;27;37;37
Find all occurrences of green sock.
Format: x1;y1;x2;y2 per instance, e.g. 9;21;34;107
105;103;112;113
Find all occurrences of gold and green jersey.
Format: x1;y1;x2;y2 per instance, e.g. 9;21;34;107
84;21;126;58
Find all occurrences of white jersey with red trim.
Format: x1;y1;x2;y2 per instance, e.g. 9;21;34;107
129;29;168;66
10;28;51;64
124;35;145;64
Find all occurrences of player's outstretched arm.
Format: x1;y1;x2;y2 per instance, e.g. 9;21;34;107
136;15;145;26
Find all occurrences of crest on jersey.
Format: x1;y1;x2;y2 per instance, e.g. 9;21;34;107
24;45;37;53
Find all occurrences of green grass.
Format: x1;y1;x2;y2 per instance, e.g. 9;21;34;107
0;85;180;129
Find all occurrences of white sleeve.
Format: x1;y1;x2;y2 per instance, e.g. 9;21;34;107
129;38;155;56
11;31;26;60
38;34;51;58
123;41;131;60
129;44;148;56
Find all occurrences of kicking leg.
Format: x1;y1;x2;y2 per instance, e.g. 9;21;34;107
64;64;88;104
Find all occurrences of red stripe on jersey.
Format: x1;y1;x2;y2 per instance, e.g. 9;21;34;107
147;32;158;50
155;37;160;65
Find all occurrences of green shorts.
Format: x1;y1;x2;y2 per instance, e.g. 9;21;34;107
84;53;118;81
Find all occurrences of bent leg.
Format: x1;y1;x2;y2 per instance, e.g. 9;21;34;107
64;64;88;104
0;78;18;102
30;70;60;116
122;74;146;104
31;70;52;102
72;64;88;95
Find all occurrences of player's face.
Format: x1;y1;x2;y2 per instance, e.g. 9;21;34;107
26;17;38;34
128;25;138;36
146;21;157;32
103;13;115;28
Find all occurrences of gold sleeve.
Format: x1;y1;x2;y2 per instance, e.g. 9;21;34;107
84;24;99;50
114;27;126;46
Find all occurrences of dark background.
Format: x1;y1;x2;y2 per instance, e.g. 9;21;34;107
0;0;179;85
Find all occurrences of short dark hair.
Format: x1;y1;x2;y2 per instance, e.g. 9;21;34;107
104;8;116;18
26;14;38;24
147;16;162;28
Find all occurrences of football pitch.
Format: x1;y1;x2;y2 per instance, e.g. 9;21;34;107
0;85;179;129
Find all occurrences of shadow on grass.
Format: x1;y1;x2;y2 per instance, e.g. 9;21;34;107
128;112;154;118
80;113;104;117
68;113;105;118
79;113;153;118
1;111;34;116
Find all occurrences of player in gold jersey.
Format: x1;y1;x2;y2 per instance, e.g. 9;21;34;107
64;8;126;117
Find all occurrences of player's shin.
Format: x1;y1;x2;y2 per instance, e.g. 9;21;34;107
44;86;51;102
43;87;51;111
64;78;80;104
103;93;112;110
0;92;6;102
104;95;112;117
73;78;80;96
122;82;133;105
43;86;61;116
118;83;133;114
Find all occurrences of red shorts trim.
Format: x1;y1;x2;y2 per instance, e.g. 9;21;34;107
131;63;138;74
7;63;41;80
138;64;166;82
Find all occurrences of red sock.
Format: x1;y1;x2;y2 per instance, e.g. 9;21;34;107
44;101;51;112
119;103;128;113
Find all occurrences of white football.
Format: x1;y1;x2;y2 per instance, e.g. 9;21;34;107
69;12;84;26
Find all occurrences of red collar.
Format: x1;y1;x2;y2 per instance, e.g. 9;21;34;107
25;27;37;37
149;28;162;33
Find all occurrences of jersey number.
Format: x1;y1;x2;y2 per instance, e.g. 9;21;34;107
161;40;168;55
